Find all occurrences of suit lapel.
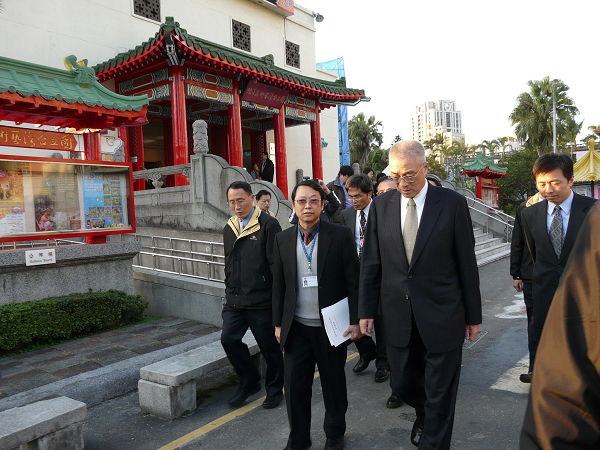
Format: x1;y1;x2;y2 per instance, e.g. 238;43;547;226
388;191;407;265
288;226;298;282
533;200;558;261
409;187;441;270
344;208;356;236
317;221;331;282
560;194;587;263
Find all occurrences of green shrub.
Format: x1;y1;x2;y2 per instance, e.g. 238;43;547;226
0;290;148;351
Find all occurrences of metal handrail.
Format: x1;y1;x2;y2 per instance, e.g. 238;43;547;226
141;246;225;260
134;251;225;282
0;238;86;251
467;206;514;243
467;196;514;223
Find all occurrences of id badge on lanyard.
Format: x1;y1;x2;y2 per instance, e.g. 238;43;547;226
299;225;319;288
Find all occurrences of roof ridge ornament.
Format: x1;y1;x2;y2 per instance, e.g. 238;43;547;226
63;55;97;87
262;54;274;66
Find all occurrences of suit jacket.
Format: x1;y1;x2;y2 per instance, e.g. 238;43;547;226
272;220;360;349
520;193;596;328
326;178;347;224
259;158;275;183
520;202;600;449
341;206;358;246
358;186;482;353
510;202;534;281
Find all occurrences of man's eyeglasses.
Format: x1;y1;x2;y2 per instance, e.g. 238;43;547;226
295;198;322;206
390;164;425;184
348;193;365;201
228;197;252;207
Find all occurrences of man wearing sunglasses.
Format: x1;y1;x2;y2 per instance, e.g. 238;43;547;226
359;140;481;449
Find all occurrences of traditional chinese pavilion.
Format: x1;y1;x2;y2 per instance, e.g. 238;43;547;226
461;154;507;207
93;17;369;196
573;140;600;198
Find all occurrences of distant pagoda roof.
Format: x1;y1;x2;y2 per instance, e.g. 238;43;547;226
461;153;508;179
0;55;148;130
93;17;369;107
574;141;600;182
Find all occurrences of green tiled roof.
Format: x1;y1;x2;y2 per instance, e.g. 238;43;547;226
462;153;507;173
93;17;367;100
0;55;148;112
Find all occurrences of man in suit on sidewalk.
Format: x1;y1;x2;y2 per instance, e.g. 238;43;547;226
272;179;361;450
259;151;275;183
519;153;596;377
341;174;390;383
359;140;482;449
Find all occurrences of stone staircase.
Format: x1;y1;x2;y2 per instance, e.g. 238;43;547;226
473;227;511;267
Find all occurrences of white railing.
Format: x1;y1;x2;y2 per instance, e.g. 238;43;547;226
0;238;86;251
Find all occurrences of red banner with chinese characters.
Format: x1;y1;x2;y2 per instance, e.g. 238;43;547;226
242;82;289;109
0;126;78;152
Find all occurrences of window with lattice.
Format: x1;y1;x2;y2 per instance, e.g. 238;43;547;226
133;0;161;22
232;20;251;52
286;41;300;69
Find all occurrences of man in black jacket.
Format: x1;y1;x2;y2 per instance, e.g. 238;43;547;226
222;181;284;409
259;151;275;183
326;165;354;224
273;179;361;450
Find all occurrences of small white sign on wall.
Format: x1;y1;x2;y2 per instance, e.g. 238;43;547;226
25;249;57;266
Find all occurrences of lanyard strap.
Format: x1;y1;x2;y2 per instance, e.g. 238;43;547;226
298;224;320;271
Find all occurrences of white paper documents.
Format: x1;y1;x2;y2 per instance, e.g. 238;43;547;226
321;297;350;347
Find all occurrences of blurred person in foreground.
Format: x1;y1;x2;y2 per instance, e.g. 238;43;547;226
520;201;600;449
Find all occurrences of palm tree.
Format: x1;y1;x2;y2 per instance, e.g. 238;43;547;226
509;77;581;155
480;140;496;157
497;137;510;159
348;113;383;168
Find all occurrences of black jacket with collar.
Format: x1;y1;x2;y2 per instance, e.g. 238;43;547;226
223;208;282;309
326;177;348;224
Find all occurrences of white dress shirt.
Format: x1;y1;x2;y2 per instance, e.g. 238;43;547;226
400;181;429;233
354;201;372;255
546;190;574;237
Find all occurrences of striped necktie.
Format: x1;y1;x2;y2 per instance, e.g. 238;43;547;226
404;198;418;263
549;205;563;257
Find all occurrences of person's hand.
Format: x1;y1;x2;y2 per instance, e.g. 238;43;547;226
275;326;281;343
360;319;374;337
343;324;362;340
317;179;331;195
513;279;523;292
465;324;480;341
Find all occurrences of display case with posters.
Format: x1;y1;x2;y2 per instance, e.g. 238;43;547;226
0;155;135;243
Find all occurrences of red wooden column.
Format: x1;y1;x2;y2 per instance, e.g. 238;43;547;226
273;107;288;198
169;64;189;186
475;176;482;200
163;120;175;187
129;126;145;191
228;78;243;167
310;100;323;180
83;132;101;161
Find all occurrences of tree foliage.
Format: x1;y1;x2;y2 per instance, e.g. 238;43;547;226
348;113;383;167
426;154;446;180
495;148;539;212
366;147;389;173
509;77;581;155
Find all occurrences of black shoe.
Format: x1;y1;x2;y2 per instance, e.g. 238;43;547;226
324;437;344;450
352;355;374;373
386;393;403;409
520;372;532;383
374;369;389;383
410;419;424;447
228;383;261;406
262;391;284;409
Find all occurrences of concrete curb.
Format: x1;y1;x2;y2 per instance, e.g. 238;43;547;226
0;331;222;413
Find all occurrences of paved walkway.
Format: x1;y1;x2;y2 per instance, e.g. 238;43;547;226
0;317;220;399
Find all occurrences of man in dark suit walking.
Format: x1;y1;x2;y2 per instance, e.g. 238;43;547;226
519;153;596;376
359;140;482;449
341;174;391;384
259;151;275;183
272;179;361;450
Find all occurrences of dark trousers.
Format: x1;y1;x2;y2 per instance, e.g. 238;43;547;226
354;313;389;371
221;305;284;396
284;321;348;448
387;315;463;450
522;282;534;371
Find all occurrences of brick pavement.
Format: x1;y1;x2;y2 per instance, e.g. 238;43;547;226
0;317;220;399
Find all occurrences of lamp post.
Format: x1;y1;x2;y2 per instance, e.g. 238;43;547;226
552;79;560;153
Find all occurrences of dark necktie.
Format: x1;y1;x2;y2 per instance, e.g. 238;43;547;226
303;230;312;245
549;205;563;257
359;210;366;258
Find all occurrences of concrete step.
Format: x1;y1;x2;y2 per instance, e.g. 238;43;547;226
474;237;502;252
474;232;493;243
475;243;511;261
473;227;483;236
477;248;511;267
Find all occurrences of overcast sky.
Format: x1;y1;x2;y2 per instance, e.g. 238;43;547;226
298;0;599;147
